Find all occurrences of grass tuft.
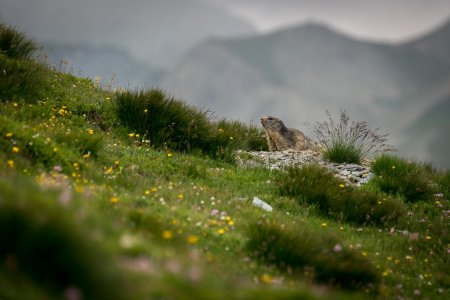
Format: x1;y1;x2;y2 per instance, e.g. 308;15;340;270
246;220;380;289
0;23;37;60
371;154;435;202
310;110;395;164
276;165;404;225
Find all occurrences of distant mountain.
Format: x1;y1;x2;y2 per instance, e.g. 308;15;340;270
161;22;450;168
404;18;450;64
42;43;164;88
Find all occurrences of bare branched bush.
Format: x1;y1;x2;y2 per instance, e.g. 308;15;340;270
310;110;396;164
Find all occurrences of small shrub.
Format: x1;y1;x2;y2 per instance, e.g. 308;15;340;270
0;23;37;59
246;221;380;289
276;165;403;225
310;110;395;164
371;154;435;202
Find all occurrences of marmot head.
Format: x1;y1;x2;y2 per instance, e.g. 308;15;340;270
260;116;285;132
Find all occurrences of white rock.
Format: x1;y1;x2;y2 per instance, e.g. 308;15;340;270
252;197;273;212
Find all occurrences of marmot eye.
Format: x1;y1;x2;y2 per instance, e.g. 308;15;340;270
268;117;273;120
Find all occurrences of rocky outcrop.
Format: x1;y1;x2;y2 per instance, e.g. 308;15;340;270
236;150;374;186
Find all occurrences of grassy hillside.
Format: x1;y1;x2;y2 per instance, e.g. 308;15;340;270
1;25;449;300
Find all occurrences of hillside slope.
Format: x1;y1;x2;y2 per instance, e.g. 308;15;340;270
1;25;449;300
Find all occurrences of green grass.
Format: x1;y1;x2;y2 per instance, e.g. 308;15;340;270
246;220;380;290
371;154;435;202
0;23;37;60
0;26;449;300
276;165;404;226
115;89;267;160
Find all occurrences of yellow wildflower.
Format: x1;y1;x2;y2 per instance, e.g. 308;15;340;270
87;129;94;135
111;196;120;204
5;132;13;138
128;133;135;137
217;228;225;235
144;109;148;113
261;274;272;284
162;230;173;239
7;160;14;168
186;235;198;244
177;194;184;200
339;183;345;188
167;153;173;158
12;146;19;153
321;222;327;227
105;166;113;174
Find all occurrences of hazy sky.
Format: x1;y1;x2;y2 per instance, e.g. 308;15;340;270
2;0;450;43
206;0;450;42
1;0;449;67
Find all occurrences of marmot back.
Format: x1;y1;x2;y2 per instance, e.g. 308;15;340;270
261;116;315;152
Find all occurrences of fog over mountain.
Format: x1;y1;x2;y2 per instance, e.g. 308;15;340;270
161;20;450;168
1;0;256;69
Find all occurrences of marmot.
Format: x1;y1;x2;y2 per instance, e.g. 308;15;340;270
261;116;315;152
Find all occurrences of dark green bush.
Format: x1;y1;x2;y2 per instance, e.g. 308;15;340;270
0;177;126;300
246;221;380;289
0;23;37;59
371;154;435;202
115;89;267;159
277;165;403;225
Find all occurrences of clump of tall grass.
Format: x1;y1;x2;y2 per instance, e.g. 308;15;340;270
371;154;435;202
276;165;404;225
115;89;267;159
246;220;380;289
0;23;37;59
0;23;47;102
310;110;395;164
